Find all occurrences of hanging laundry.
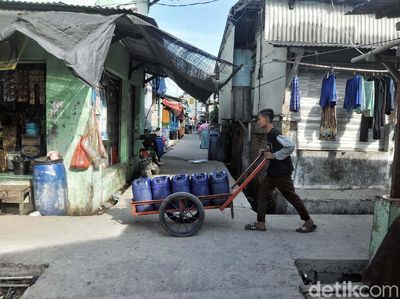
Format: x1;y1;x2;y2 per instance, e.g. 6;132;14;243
362;79;375;117
319;73;337;109
290;75;300;112
343;75;363;113
162;108;170;127
320;105;337;141
170;112;179;132
358;78;375;142
383;76;395;115
319;73;337;141
372;77;386;140
359;114;373;142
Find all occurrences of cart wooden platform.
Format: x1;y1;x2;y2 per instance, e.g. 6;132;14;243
131;153;269;237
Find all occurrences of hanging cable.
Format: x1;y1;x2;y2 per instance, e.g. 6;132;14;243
155;0;223;7
330;0;364;55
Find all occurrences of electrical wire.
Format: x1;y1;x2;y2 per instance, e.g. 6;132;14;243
155;0;222;7
330;0;364;55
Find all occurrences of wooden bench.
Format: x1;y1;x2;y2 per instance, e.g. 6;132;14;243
0;185;34;215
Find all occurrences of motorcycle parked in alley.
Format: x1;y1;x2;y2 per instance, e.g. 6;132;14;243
138;133;161;177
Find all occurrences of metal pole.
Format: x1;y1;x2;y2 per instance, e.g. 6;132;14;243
351;39;400;63
391;87;400;198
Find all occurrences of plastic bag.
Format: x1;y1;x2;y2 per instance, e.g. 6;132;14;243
81;89;108;168
70;138;91;170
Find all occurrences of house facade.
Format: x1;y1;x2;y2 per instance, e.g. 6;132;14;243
218;0;400;198
0;1;229;215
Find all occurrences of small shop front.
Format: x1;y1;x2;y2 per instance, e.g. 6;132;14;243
0;63;46;175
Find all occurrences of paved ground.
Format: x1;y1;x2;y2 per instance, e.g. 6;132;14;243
0;134;373;299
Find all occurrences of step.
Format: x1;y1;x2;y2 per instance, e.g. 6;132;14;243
273;189;382;215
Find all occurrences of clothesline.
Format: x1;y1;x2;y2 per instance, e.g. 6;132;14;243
273;59;389;74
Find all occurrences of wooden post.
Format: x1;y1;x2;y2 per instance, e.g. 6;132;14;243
391;85;400;198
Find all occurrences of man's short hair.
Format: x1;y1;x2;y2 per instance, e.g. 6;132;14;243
259;109;274;123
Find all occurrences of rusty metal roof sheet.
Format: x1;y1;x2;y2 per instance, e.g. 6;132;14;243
265;0;400;48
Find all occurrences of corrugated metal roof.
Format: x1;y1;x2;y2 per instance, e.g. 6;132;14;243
265;0;400;48
0;0;155;23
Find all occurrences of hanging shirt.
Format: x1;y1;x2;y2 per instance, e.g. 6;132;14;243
372;77;386;140
290;75;300;112
383;76;395;115
343;75;363;113
319;74;337;109
362;79;375;118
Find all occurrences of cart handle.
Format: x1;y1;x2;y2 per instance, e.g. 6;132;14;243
231;153;264;189
220;158;270;211
231;143;272;189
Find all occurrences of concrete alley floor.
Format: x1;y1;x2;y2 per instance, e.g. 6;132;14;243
0;133;373;299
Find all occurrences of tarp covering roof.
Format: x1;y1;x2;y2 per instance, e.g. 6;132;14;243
0;11;238;101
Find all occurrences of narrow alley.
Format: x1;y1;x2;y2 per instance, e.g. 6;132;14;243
0;134;372;298
1;0;398;297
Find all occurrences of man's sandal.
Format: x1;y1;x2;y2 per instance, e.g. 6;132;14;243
244;223;267;232
296;224;317;233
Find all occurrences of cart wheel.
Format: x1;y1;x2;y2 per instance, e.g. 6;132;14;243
166;210;200;223
159;192;205;237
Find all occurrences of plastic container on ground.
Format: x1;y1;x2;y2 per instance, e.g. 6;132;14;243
33;157;68;215
216;132;232;163
155;136;164;158
132;177;154;212
151;176;171;209
208;131;219;161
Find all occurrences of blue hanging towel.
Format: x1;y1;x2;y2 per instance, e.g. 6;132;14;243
290;75;300;112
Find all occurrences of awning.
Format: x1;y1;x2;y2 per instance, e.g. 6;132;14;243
162;98;184;115
0;11;239;101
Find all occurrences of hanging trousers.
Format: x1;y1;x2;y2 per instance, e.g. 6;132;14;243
256;174;311;223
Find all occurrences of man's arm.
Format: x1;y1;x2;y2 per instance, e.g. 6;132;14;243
272;135;295;160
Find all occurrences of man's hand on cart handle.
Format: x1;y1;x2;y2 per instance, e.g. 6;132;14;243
258;149;274;160
263;152;274;160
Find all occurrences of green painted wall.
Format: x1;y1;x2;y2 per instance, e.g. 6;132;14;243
369;196;400;259
17;39;145;215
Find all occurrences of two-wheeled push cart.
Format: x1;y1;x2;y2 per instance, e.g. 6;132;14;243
131;152;270;237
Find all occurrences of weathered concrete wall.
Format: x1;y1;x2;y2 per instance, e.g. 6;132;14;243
218;25;235;123
16;38;145;215
293;151;391;190
252;37;287;116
